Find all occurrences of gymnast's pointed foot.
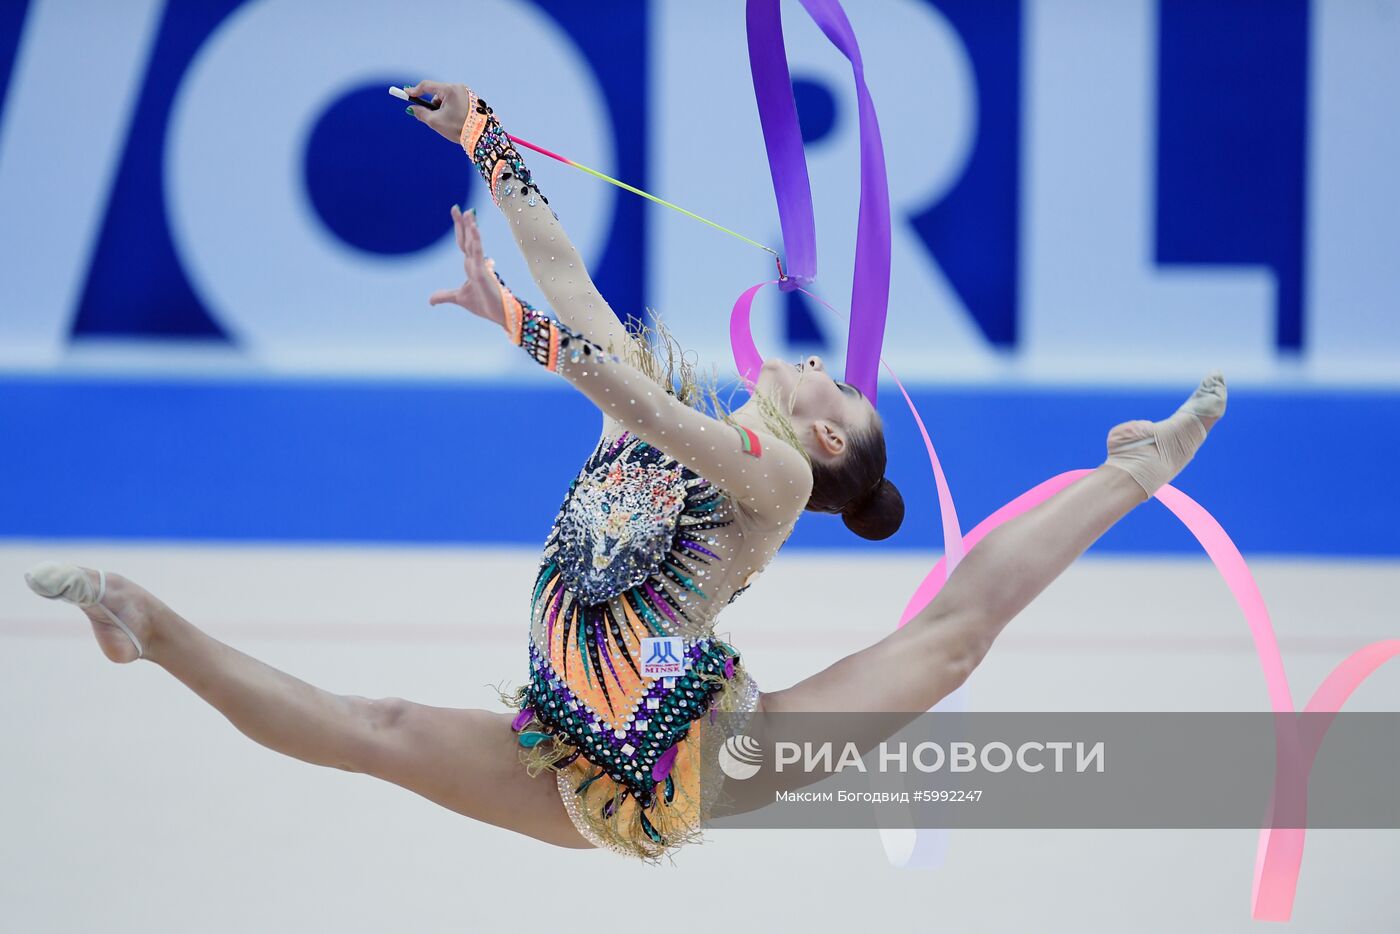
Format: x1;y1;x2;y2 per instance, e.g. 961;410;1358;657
1102;370;1227;499
24;563;160;664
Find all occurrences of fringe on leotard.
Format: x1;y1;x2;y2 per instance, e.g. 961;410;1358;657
612;312;810;464
611;314;733;420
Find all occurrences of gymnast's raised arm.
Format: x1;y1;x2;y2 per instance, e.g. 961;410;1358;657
418;197;812;526
405;81;812;525
405;80;636;359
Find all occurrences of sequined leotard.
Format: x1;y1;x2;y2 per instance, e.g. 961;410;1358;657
455;88;813;862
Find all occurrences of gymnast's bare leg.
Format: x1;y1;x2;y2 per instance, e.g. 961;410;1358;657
759;372;1227;721
23;566;593;850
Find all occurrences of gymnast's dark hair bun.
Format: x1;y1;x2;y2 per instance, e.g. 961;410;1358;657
841;477;905;541
804;414;904;541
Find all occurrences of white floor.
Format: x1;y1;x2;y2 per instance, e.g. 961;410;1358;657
1;543;1396;932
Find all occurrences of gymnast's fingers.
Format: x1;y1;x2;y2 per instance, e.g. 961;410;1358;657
407;79;448;99
451;204;467;253
428;288;461;307
461;231;492;290
461;210;484;260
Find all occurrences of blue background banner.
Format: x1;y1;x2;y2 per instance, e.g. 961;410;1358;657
2;0;1397;553
3;376;1391;554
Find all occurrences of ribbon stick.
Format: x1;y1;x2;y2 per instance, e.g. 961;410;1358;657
506;134;780;260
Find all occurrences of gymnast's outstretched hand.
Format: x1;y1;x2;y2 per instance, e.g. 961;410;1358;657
404;79;472;143
403;77;640;359
428;204;504;327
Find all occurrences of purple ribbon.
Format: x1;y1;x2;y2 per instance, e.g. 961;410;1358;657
745;0;892;402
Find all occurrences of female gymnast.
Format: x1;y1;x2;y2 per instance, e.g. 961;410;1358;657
24;79;1226;863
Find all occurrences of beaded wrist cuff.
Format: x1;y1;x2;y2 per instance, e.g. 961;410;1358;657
458;87;546;208
516;304;560;372
495;271;611;375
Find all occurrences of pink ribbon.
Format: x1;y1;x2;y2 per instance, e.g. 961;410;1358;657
731;284;1398;921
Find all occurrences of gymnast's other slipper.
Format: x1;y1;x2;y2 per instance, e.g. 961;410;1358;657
24;562;146;661
1103;370;1227;498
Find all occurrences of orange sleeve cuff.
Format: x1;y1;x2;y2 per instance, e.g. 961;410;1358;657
459;87;488;159
501;285;524;345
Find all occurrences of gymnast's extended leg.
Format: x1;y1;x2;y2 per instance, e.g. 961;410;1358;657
759;372;1227;721
23;565;592;850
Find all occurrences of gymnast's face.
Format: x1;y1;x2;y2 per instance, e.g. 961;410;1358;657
755;355;877;462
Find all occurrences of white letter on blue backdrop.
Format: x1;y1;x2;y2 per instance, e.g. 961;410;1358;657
1022;0;1274;380
0;0;165;365
1305;0;1400;380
